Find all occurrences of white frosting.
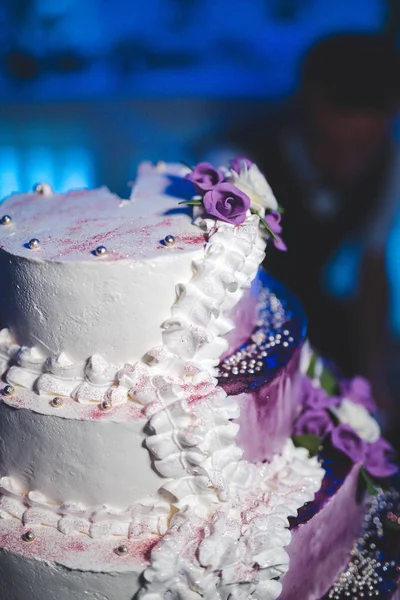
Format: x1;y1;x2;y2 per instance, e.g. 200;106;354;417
0;548;142;600
0;164;206;364
0;476;170;540
0;401;162;508
3;342;134;405
139;441;323;599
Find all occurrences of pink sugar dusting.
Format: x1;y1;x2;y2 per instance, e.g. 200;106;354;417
64;539;86;553
3;388;145;423
174;233;206;247
0;518;161;570
183;380;215;406
0;165;209;264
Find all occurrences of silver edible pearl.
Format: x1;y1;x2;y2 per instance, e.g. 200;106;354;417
50;396;64;408
28;238;40;250
100;400;112;411
3;384;14;396
33;182;53;196
22;530;35;542
164;235;175;247
116;544;129;556
95;245;108;256
1;215;12;225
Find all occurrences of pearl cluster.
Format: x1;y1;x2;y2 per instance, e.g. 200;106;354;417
218;289;295;378
327;489;400;599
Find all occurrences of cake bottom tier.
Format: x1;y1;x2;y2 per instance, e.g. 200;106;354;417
0;454;387;600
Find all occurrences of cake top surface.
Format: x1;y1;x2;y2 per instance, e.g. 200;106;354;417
0;162;205;263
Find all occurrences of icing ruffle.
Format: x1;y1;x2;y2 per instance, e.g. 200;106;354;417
0;476;170;540
138;441;324;599
1;339;138;406
130;212;323;599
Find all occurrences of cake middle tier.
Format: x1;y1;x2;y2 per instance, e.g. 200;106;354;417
0;271;305;510
0;403;162;509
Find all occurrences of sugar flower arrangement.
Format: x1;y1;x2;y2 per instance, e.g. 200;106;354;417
181;157;286;250
293;373;398;488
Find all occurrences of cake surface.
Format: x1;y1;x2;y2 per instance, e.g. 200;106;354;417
0;158;398;600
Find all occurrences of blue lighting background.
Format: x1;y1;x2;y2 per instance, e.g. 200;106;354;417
1;0;400;343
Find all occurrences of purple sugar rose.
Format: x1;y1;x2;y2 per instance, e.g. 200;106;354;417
203;182;250;225
301;376;340;410
294;409;333;439
364;438;398;478
185;162;224;191
331;424;367;463
339;376;377;413
264;211;287;251
230;156;253;173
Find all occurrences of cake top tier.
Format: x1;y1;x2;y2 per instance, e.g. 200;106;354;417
0;162;204;262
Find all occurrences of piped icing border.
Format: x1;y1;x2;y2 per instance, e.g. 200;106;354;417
0;476;170;540
0;328;144;409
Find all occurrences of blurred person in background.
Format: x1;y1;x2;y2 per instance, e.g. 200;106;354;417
222;33;400;418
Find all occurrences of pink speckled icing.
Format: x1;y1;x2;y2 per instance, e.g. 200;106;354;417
0;163;205;262
0;517;157;573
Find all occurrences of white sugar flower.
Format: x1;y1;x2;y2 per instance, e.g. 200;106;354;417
230;162;278;213
331;398;380;443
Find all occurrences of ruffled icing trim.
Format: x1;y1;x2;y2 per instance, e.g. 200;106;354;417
1;340;139;406
0;476;170;540
138;441;324;599
126;212;324;599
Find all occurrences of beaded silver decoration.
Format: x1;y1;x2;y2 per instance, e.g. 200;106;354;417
33;183;53;196
95;245;108;256
50;397;64;408
326;489;400;599
218;288;295;378
116;544;129;556
100;400;112;411
28;238;40;250
2;384;14;396
22;531;35;542
164;235;175;247
1;215;12;225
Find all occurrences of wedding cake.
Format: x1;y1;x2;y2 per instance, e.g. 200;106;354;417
0;158;398;600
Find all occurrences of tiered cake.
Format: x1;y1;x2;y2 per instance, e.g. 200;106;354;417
0;159;398;600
